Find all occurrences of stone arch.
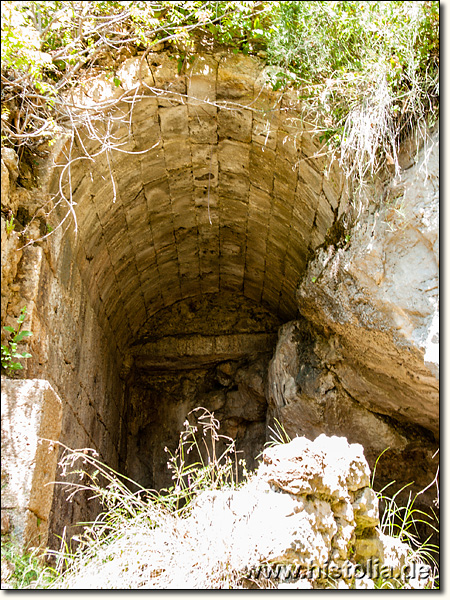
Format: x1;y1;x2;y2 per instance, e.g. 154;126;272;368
53;53;345;352
33;52;347;539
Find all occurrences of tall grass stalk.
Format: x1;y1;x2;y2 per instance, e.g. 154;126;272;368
25;424;439;589
370;448;439;589
35;409;250;589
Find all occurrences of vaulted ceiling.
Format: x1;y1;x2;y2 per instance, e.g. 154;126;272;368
51;53;346;352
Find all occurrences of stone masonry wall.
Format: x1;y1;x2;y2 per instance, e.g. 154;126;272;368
1;148;126;549
53;52;346;352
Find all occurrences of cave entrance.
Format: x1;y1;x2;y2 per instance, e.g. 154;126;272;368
121;292;283;490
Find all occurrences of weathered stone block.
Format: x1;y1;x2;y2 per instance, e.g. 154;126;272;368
273;177;296;207
142;275;163;305
117;56;154;90
298;157;323;191
218;108;252;143
163;139;192;171
314;194;336;238
173;208;197;232
217;54;262;101
322;169;343;211
301;129;327;171
218;171;250;201
124;191;148;228
148;52;186;96
195;187;219;212
144;177;171;209
149;216;175;250
243;279;263;303
277;129;300;163
218;140;250;174
248;184;272;216
159;105;189;139
249;145;276;193
167;168;194;199
1;378;62;551
294;181;319;230
252;114;278;150
132;120;162;158
188;116;218;144
114;162;144;207
187;55;218;117
192;145;218;188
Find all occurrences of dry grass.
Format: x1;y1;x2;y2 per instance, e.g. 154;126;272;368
39;409;261;589
31;415;439;590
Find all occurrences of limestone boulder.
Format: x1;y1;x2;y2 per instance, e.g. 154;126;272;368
258;434;370;498
189;434;417;588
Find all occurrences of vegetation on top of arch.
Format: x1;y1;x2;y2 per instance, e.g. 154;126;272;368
1;1;439;184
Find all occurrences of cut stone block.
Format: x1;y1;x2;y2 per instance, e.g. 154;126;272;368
1;378;63;551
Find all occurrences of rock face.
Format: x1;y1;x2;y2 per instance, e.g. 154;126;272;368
297;131;439;435
0;50;438;552
266;130;439;507
266;320;438;509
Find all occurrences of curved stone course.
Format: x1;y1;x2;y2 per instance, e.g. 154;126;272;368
50;52;344;352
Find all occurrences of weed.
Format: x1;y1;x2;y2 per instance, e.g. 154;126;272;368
1;536;56;589
370;448;439;589
265;1;439;204
5;214;15;235
161;407;242;513
1;306;32;374
31;409;251;588
265;418;291;447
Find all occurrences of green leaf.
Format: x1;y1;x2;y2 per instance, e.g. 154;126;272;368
13;330;32;343
3;326;15;333
113;77;121;87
